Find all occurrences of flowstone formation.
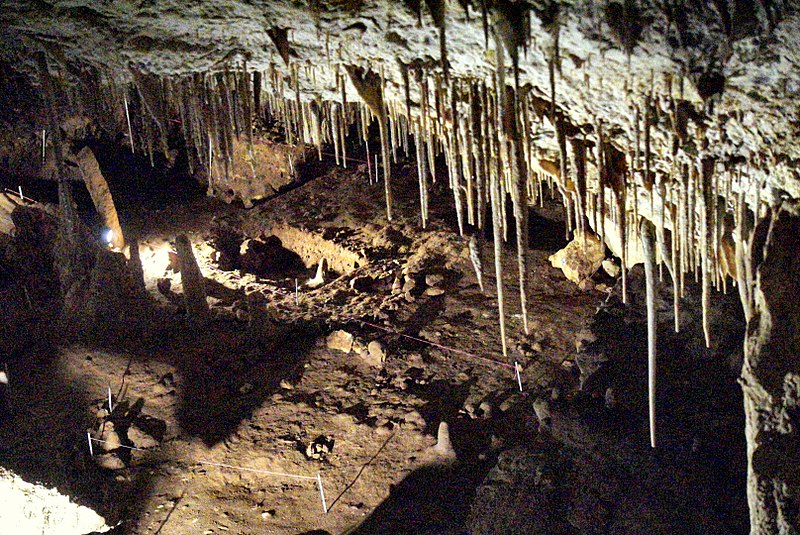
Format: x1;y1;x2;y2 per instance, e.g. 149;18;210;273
1;1;799;532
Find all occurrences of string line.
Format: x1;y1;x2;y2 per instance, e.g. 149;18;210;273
87;437;317;480
246;282;516;372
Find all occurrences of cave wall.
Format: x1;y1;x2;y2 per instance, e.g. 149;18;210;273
742;205;800;534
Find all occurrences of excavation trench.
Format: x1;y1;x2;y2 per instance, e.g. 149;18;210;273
207;223;363;285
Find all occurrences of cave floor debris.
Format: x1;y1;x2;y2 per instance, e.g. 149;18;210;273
0;157;745;534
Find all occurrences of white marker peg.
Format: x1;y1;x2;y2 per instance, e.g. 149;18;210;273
107;385;113;413
87;432;94;456
514;361;523;392
316;472;328;514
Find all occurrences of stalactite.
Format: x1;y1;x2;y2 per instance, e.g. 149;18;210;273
241;64;254;156
640;218;658;449
143;117;154;168
605;142;628;303
332;102;341;165
415;119;429;228
450;85;465;236
634;104;640;169
670;197;680;332
555;120;573;240
680;163;690;297
424;0;449;82
700;157;715;348
340;73;348;168
507;84;530;335
132;70;170;162
292;63;303;144
124;94;135;155
644;95;653;213
573;137;588;239
734;187;752;321
473;81;487;230
345;65;393;221
388;103;398;164
490;151;508;357
595;119;606;248
253;70;262;122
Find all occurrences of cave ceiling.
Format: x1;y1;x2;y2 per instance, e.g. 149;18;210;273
2;1;798;191
0;0;798;241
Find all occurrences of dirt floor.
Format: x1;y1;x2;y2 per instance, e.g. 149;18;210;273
0;147;748;534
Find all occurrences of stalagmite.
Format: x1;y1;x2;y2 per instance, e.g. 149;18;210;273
430;421;457;464
127;237;146;296
174;234;210;326
640;218;658;449
71;147;125;250
36;52;78;245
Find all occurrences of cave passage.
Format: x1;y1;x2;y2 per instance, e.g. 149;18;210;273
0;1;799;534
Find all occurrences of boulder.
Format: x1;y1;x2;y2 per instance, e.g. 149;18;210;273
548;232;605;284
326;330;354;353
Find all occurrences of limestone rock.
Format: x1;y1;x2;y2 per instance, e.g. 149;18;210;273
98;422;121;451
364;340;386;368
326;330;354;353
128;425;159;449
94;453;125;471
391;275;402;295
602;259;621;278
548;233;605;284
402;276;416;293
425;273;444;287
424;286;445;296
533;399;552;430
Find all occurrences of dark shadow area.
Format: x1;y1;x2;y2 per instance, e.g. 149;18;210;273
0;264;158;531
175;320;320;445
346;457;492;535
527;206;569;251
87;136;205;212
570;265;748;533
